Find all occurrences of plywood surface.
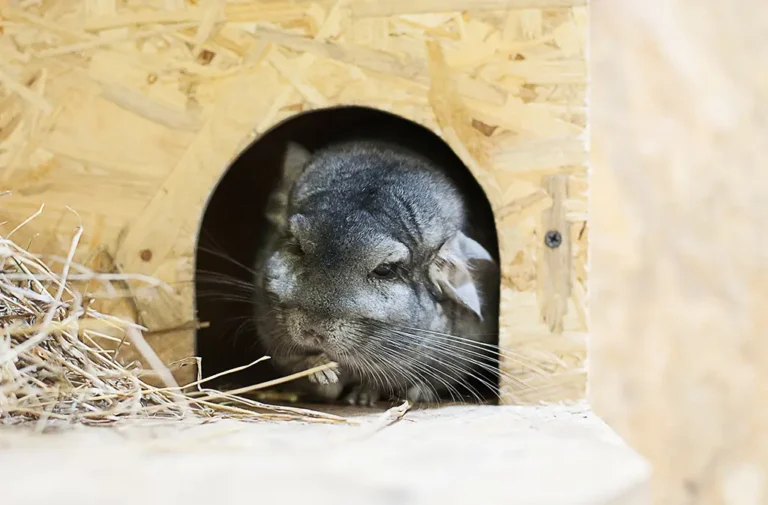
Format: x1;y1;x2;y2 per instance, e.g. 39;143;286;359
0;0;587;401
0;403;649;505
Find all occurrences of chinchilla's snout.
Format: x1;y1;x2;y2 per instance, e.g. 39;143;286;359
281;307;351;352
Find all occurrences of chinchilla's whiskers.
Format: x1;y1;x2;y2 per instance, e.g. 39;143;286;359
344;348;379;390
341;335;414;398
429;341;535;386
227;309;286;357
204;313;252;337
195;270;267;308
199;235;365;372
252;307;279;325
196;269;257;290
196;298;278;348
195;292;257;305
195;284;256;298
392;350;466;404
366;329;490;403
231;317;258;345
369;349;433;401
195;285;256;301
362;323;520;395
370;344;439;399
381;328;522;392
261;316;301;357
351;326;465;402
344;348;373;385
265;324;298;361
209;313;259;347
374;321;545;374
356;347;393;395
349;328;469;404
196;231;258;276
427;332;537;370
389;327;505;378
387;325;500;365
371;336;468;403
390;323;497;344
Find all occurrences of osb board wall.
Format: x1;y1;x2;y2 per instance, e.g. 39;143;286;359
591;0;768;504
0;0;587;403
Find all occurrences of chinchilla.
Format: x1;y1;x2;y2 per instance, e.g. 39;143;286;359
252;139;500;406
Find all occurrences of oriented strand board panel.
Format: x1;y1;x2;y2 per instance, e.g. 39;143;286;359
0;0;587;403
590;0;768;503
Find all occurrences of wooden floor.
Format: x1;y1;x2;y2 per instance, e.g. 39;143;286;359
0;402;649;505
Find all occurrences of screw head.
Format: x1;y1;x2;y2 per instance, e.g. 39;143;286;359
544;230;562;249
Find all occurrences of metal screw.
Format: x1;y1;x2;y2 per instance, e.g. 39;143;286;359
544;230;562;249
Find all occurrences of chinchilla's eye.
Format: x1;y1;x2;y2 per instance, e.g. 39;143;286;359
371;263;396;279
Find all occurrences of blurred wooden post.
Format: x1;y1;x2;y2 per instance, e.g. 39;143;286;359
590;0;768;504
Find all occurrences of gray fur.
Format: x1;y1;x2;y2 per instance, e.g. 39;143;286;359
253;140;499;406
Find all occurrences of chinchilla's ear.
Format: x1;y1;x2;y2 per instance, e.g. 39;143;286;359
266;142;312;228
281;141;312;184
428;231;494;319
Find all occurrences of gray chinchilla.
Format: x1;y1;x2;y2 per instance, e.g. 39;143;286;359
253;139;500;406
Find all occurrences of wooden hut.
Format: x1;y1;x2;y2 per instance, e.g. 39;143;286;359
0;0;588;403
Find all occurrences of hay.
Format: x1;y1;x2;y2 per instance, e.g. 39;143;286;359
0;214;353;428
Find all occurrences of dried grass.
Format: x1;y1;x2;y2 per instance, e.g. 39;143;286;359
0;214;354;429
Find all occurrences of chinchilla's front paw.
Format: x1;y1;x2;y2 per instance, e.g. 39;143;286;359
299;353;339;384
307;366;339;385
343;385;380;407
299;354;344;401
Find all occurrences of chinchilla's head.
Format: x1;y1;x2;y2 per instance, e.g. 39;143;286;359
258;141;495;391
